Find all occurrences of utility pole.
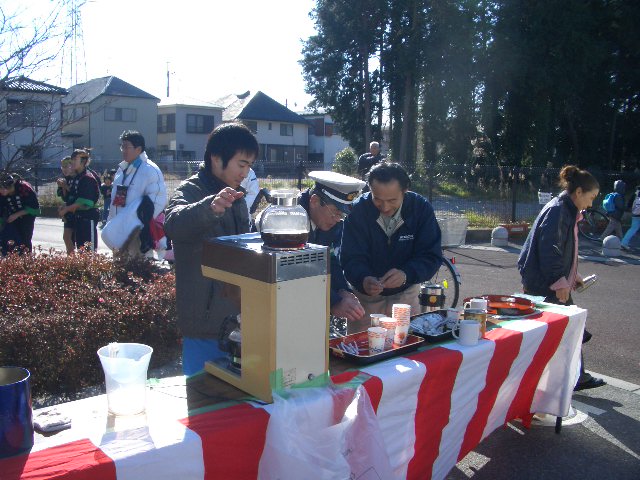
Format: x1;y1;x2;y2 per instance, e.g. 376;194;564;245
166;62;170;98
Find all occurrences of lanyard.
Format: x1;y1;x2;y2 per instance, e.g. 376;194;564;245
121;163;141;187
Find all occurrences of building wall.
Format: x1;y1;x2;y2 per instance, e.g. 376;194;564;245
305;114;350;170
0;91;67;169
254;120;308;146
65;96;158;165
158;105;223;162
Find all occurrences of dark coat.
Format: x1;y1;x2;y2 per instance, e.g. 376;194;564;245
164;168;249;339
340;191;443;296
518;191;577;296
298;189;350;307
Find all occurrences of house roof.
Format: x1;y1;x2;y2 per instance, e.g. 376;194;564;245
64;76;160;104
216;91;308;124
159;95;224;109
0;76;67;95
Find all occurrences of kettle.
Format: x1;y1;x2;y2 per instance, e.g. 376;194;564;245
258;189;310;249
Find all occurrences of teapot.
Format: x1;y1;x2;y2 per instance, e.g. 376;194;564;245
258;189;309;249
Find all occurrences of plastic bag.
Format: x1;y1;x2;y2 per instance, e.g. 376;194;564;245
258;383;394;480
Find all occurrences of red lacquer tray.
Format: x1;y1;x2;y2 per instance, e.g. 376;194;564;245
465;295;536;316
329;331;424;365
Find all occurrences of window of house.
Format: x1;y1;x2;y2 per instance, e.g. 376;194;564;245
104;107;136;122
243;120;258;134
158;113;176;133
186;114;214;134
280;123;293;136
7;100;49;127
268;122;272;130
63;106;88;122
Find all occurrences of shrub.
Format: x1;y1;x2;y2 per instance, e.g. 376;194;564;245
333;147;358;175
0;250;178;396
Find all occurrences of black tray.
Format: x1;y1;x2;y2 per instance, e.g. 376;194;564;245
329;331;424;365
409;310;456;343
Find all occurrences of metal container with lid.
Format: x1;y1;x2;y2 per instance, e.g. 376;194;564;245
419;283;445;313
258;189;310;250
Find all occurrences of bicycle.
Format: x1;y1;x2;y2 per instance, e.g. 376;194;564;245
577;207;609;241
539;191;610;242
425;254;461;309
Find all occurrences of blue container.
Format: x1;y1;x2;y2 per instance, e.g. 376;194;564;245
0;367;34;458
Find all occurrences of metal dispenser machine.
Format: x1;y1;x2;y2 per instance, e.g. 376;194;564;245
201;232;329;402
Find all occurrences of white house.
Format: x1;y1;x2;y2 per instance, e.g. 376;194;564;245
303;113;350;171
216;91;309;174
62;76;160;165
0;76;68;173
157;98;224;162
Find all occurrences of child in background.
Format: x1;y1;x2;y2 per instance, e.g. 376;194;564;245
100;174;113;228
56;156;75;254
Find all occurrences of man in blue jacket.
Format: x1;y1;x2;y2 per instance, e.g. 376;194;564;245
340;162;443;333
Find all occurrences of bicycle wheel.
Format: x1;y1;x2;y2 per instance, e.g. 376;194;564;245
578;209;608;241
428;257;461;309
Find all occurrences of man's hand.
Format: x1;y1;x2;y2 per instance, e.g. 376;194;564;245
211;188;244;216
363;276;384;296
379;268;407;289
331;290;365;322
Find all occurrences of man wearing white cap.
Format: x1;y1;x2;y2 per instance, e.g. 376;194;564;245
298;171;366;323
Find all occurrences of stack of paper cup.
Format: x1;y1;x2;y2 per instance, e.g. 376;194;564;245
370;313;386;327
392;303;412;345
367;327;387;354
379;317;396;350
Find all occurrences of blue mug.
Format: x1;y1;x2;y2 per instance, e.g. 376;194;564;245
0;367;34;458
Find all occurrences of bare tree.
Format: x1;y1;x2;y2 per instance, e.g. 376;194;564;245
0;1;87;187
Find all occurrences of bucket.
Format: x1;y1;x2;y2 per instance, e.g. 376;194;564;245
97;343;153;416
0;367;34;458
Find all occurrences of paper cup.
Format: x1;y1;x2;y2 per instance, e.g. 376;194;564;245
367;327;386;353
392;303;411;322
370;313;386;327
379;317;396;350
394;321;410;346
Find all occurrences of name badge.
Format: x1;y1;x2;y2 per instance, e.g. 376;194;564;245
113;185;129;207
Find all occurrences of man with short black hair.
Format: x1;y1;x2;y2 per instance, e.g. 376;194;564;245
164;122;259;376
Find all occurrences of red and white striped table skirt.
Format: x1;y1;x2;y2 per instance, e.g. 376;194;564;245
2;304;586;480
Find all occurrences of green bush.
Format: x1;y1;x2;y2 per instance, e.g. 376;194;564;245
0;250;178;396
333;147;358;175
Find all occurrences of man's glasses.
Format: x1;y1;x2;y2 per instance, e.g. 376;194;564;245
119;145;135;151
320;200;345;220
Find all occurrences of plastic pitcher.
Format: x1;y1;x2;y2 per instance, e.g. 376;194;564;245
97;343;153;416
0;366;34;458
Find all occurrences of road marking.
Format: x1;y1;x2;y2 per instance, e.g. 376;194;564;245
571;400;606;416
586;370;640;394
